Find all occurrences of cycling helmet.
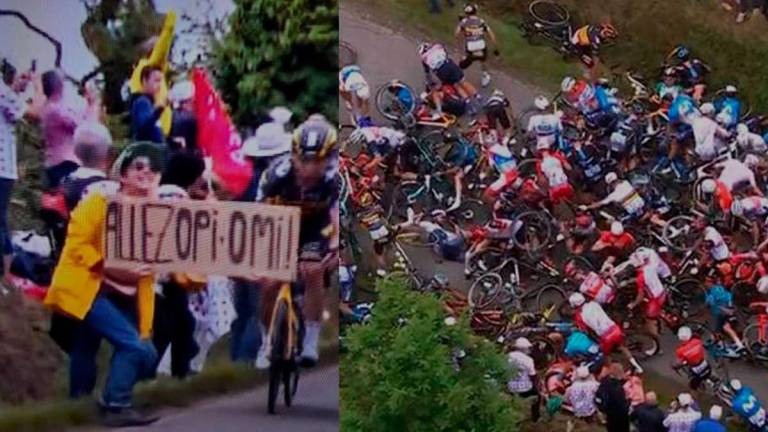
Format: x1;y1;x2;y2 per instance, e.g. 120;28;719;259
418;42;431;55
515;337;533;350
725;85;738;94
431;209;448;219
737;123;749;136
700;103;715;116
677;326;692;342
700;178;717;194
569;292;586;307
564;261;579;278
744;154;761;168
710;405;723;421
561;76;576;93
293;115;337;159
463;3;478;15
534;95;550;110
604;172;618;184
730;200;744;217
758;275;768;294
600;23;618;39
730;379;742;391
610;221;624;236
674;45;690;61
663;67;677;78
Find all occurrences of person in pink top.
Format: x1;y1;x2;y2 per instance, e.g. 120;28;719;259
39;70;101;188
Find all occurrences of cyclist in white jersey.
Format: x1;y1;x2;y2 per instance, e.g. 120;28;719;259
526;96;562;151
419;42;477;100
732;195;768;244
712;156;762;196
455;3;499;87
628;248;670;346
565;263;617;305
339;65;371;120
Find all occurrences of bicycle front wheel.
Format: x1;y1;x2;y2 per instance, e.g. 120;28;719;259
375;81;416;121
469;273;504;310
268;298;291;414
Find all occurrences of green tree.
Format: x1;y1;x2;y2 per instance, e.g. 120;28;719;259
341;277;522;431
212;0;338;126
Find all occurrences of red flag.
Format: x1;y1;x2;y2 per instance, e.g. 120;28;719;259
191;68;253;197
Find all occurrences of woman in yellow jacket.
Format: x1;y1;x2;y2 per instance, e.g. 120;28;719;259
44;142;164;427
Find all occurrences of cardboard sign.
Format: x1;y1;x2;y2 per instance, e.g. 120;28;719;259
104;198;301;281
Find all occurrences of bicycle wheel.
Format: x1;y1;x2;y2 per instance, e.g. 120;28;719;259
562;254;595;273
625;331;659;358
732;281;759;319
528;0;570;27
512;210;553;252
339;40;357;66
375;81;416;121
453;198;491;228
388;182;426;223
534;284;566;319
268;299;290;414
661;215;698;252
743;322;768;366
671;278;708;318
283;357;298;407
469;273;504;309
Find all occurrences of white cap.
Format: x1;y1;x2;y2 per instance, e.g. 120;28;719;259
758;275;768;294
716;111;729;125
576;365;590;379
515;337;533;350
677;326;692;342
569;292;586;307
710;405;723;420
356;84;371;100
269;106;293;125
534;95;550;110
731;379;742;391
168;80;195;102
700;103;715;116
700;178;717;194
610;221;624;236
242;122;292;157
731;200;744;217
737;123;749;136
744;154;760;168
678;393;693;407
561;77;576;93
605;172;618;184
726;85;738;93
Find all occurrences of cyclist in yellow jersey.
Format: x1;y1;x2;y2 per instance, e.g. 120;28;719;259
455;3;498;87
569;23;618;73
255;115;339;367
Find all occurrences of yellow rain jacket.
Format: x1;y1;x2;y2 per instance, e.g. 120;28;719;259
44;193;156;339
129;10;177;135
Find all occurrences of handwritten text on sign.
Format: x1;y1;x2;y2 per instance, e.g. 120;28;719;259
104;198;300;281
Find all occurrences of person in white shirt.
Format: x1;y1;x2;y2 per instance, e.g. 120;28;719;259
736;123;768;153
663;393;702;432
731;195;768;244
714;156;762;197
526;96;562;150
507;337;541;421
628;247;671;344
691;105;730;161
418;42;477;100
565;366;600;420
339;65;371;119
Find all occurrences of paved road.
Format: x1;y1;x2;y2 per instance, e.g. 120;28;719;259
78;367;338;432
340;4;768;401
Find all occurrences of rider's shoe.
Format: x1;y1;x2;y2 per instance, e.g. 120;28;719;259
255;327;270;370
630;358;644;374
300;321;322;367
100;406;159;428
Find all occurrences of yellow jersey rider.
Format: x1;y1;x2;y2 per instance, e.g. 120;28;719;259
570;23;618;70
455;3;498;87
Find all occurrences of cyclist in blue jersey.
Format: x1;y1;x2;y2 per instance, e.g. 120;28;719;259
667;45;710;102
564;330;604;373
395;209;468;262
728;379;768;431
655;92;698;180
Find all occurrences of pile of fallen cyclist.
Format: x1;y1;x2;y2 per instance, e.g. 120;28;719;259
339;3;768;430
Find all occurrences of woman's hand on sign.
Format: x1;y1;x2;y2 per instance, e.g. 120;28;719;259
134;263;154;277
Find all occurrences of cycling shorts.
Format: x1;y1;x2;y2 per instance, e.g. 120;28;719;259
714;312;737;332
549;183;574;205
644;293;666;320
485;104;511;130
435;236;465;262
599;324;625;354
435;60;465;86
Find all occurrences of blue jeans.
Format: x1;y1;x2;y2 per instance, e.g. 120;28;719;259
80;293;157;407
0;178;14;258
230;279;261;362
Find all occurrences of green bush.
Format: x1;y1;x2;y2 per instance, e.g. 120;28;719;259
213;0;339;126
340;276;522;431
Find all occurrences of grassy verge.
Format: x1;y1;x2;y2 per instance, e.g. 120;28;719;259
0;329;338;432
346;0;579;91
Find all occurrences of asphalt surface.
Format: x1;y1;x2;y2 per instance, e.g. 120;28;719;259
78;367;339;432
340;4;768;401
